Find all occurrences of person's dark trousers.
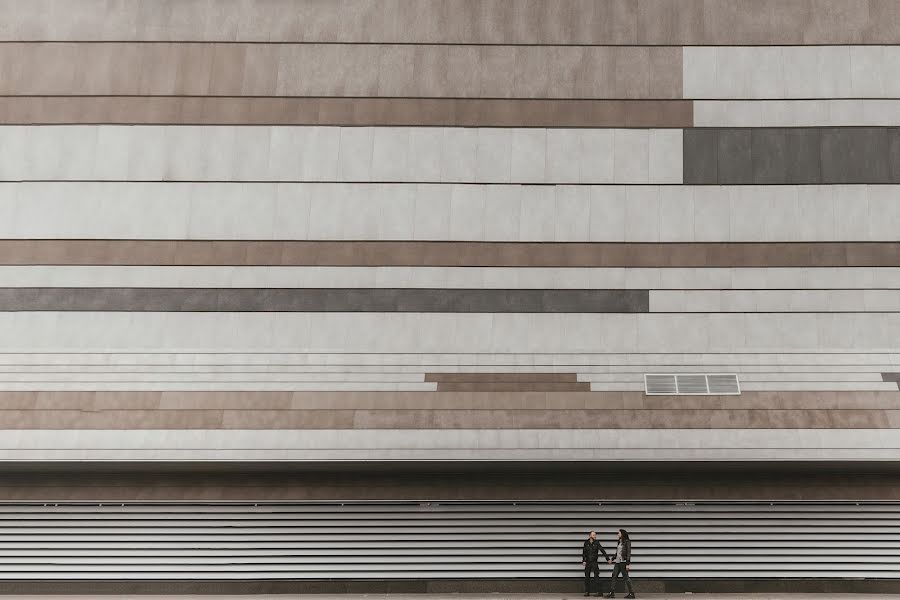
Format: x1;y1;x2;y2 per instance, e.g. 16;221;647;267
584;561;601;594
609;562;634;596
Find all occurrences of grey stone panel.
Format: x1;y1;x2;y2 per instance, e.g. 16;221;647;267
786;129;823;184
751;128;789;184
716;129;752;184
0;288;649;313
820;128;891;184
682;129;718;184
685;127;900;184
888;127;900;182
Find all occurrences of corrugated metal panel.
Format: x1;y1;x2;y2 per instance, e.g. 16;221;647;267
0;501;891;579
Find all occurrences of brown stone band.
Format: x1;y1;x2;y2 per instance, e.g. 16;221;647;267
9;391;900;411
0;391;895;429
427;373;589;391
0;97;693;127
0;241;897;267
0;408;892;429
0;43;682;99
7;0;900;45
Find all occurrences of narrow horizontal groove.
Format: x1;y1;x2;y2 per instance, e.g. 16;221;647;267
0;97;693;127
0;241;896;267
0;288;649;313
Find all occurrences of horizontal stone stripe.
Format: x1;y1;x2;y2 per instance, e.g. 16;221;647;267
0;97;693;128
0;43;682;99
1;382;897;393
0;288;650;313
425;373;579;383
434;383;592;392
6;0;899;44
694;101;900;127
0;352;891;367
684;46;900;99
2;267;899;290
0;241;897;267
0;313;897;353
0;371;885;384
0;126;682;184
650;290;900;312
0;409;889;429
4;391;898;411
0;429;894;462
684;128;900;185
738;381;899;392
0;365;892;377
3;183;897;242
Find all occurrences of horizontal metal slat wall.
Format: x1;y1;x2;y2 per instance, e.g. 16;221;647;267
0;501;892;580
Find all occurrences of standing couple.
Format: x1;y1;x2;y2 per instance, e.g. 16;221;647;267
581;529;634;598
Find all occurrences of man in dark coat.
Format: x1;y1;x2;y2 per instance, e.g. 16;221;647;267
581;530;610;596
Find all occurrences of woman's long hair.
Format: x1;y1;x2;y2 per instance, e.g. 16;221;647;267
618;528;630;541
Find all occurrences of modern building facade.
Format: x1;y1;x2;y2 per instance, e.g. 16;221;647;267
0;0;898;593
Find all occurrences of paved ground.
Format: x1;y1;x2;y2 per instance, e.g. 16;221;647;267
0;595;893;600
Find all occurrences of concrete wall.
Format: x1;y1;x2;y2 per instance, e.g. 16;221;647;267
0;0;897;464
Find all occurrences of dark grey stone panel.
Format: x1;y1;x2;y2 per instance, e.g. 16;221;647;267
786;128;822;183
889;127;900;182
821;127;891;184
0;288;649;313
686;127;900;184
682;128;718;184
716;129;752;183
751;128;789;184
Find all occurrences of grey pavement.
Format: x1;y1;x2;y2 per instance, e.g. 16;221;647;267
0;595;894;600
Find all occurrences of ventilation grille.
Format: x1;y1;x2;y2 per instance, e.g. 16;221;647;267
645;373;740;395
0;501;890;579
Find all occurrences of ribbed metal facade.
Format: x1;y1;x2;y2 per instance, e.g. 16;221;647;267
0;501;894;580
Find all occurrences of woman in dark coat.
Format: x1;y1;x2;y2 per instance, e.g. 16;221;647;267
605;528;634;598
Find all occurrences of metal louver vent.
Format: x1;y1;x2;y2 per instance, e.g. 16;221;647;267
644;374;740;395
0;501;888;580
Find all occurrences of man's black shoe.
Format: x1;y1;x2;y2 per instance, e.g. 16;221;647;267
583;593;590;597
625;594;635;599
604;594;615;598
